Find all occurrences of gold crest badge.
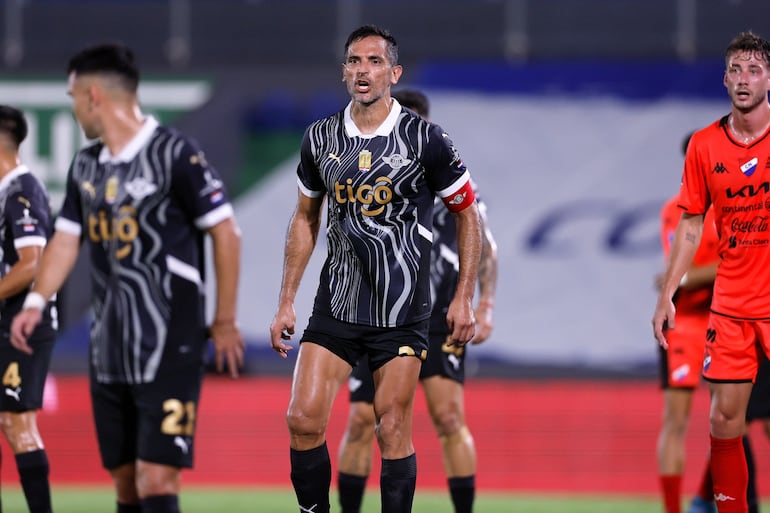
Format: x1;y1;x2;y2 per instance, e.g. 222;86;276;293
105;176;119;204
358;150;372;172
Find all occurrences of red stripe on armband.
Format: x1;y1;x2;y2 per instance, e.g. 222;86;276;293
442;180;476;213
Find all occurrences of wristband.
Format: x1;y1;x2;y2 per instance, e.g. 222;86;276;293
23;292;46;311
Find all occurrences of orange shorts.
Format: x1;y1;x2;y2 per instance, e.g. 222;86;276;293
661;313;709;388
703;314;770;383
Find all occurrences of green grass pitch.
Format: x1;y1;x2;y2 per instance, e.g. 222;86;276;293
6;485;762;512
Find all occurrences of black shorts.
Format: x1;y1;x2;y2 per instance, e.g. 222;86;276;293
301;312;428;371
348;332;464;404
0;327;55;412
90;362;205;470
748;353;770;422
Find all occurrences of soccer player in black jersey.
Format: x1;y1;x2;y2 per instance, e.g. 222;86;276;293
10;44;244;513
0;105;56;513
335;90;498;513
270;27;482;513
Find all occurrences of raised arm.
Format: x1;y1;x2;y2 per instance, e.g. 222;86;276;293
652;212;704;348
269;191;324;358
446;201;482;346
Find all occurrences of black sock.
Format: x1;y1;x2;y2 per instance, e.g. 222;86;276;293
380;454;417;513
448;476;475;513
744;435;758;513
140;495;180;513
338;472;367;513
290;443;331;513
16;449;51;513
117;503;142;513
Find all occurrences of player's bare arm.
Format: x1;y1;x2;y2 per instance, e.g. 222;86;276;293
269;191;324;358
11;230;80;353
0;245;42;301
471;204;498;344
652;212;704;348
446;201;482;347
208;216;244;378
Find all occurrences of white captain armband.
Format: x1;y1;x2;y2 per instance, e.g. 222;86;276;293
22;292;46;311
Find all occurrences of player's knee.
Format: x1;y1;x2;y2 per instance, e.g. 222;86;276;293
430;405;464;438
135;462;180;498
286;407;326;439
439;425;473;448
375;411;410;448
0;411;43;452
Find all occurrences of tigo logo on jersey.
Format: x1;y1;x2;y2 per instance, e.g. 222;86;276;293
358;150;372;172
333;176;393;217
741;157;759;177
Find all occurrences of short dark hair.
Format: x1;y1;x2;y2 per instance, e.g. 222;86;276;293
392;89;429;118
725;31;770;66
67;43;140;93
344;25;399;66
0;105;28;148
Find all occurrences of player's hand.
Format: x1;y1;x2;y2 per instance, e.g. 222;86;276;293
471;300;493;344
269;304;296;359
10;308;43;355
209;320;244;379
652;295;676;350
446;296;476;347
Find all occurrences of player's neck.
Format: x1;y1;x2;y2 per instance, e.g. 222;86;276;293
350;97;393;135
0;153;20;178
100;103;146;158
730;106;770;144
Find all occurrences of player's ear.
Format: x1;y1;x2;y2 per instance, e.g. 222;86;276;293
391;64;403;85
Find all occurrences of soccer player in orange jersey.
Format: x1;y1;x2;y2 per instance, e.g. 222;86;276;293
653;31;770;513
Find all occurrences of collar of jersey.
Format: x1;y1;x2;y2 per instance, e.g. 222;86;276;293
0;164;29;193
344;98;402;139
98;116;159;164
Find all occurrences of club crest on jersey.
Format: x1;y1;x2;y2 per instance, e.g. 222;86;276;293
381;153;411;170
125;177;157;201
105;176;119;204
741;157;759;177
358;150;372;172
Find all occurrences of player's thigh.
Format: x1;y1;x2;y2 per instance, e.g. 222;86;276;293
420;333;465;384
134;363;205;469
289;342;352;419
372;356;421;418
0;329;55;412
422;375;465;422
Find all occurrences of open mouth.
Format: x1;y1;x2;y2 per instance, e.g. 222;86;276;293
356;80;370;93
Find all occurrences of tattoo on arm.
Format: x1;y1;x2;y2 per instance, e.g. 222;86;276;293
685;232;697;244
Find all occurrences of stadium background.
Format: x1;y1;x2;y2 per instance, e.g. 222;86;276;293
2;0;770;506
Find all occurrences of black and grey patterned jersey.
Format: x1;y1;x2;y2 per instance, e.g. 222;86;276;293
429;185;485;334
0;166;54;330
56;117;234;384
297;100;473;327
